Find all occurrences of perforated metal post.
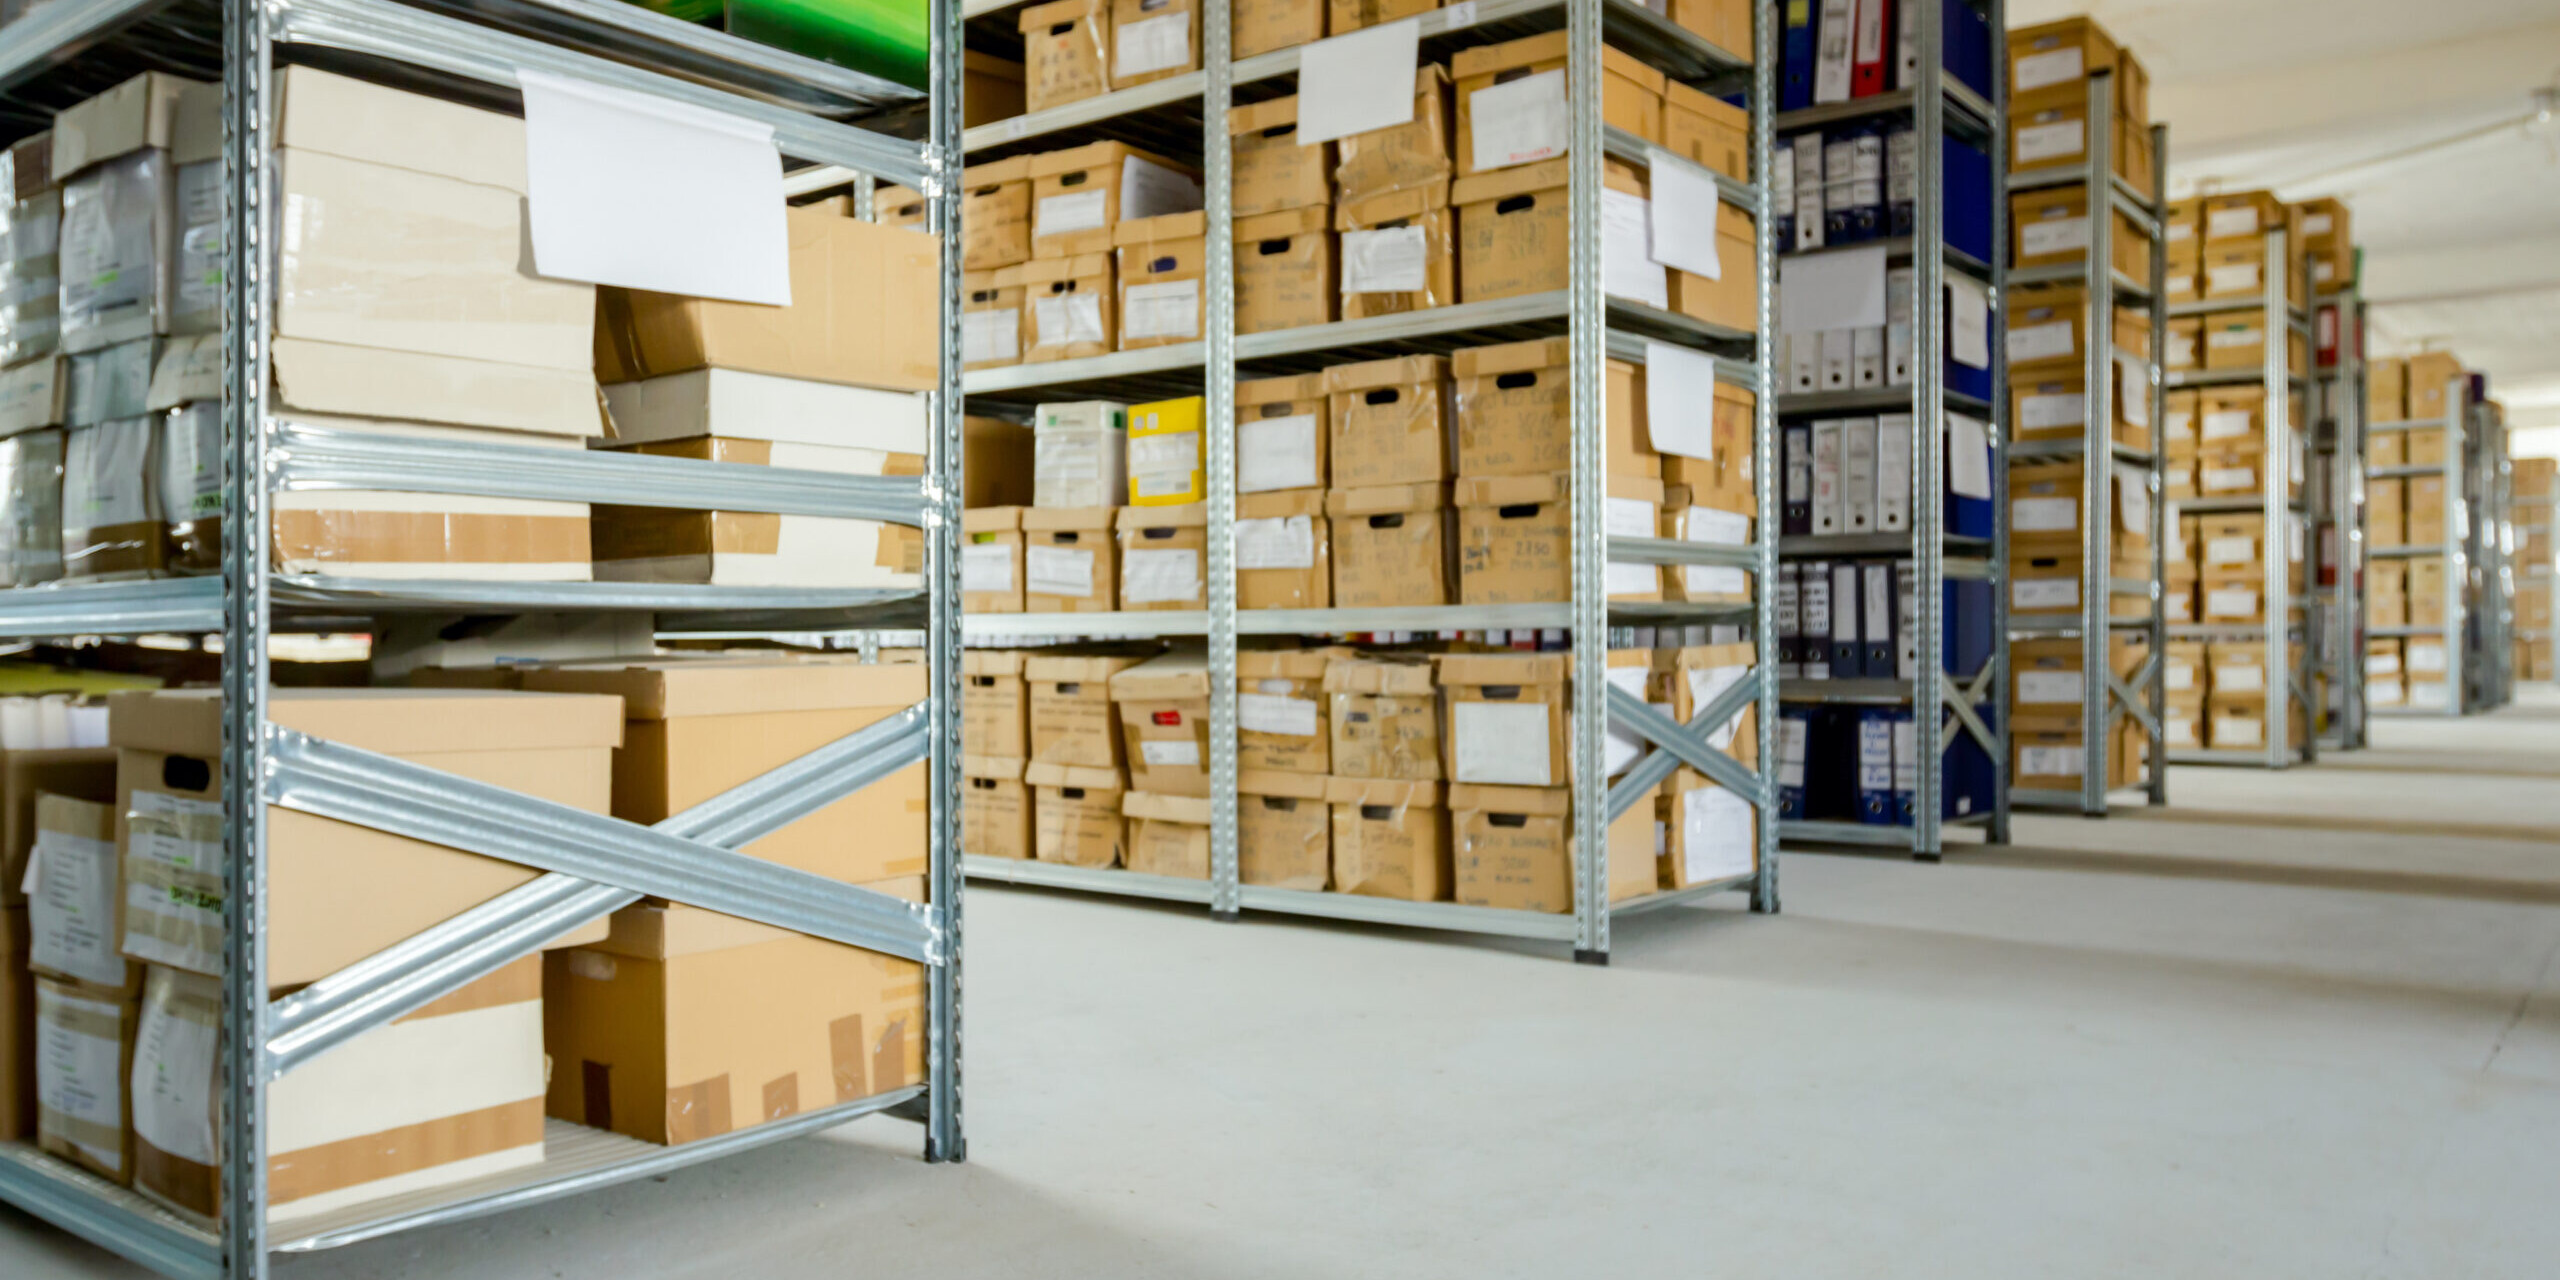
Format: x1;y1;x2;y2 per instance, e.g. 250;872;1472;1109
2081;71;2112;814
924;0;966;1163
1568;0;1610;959
1749;0;1781;911
1205;0;1241;921
2145;122;2168;803
1912;0;1947;859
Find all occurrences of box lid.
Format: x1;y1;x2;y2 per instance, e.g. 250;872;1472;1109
1236;372;1324;405
1663;79;1745;125
1446;783;1570;814
964;505;1026;533
1228;95;1301;136
1025;760;1124;790
1116;503;1207;530
1234;206;1330;240
518;660;926;720
962;753;1025;780
1451;337;1568;380
1028;139;1192;182
1321;655;1435;695
1021;505;1116;531
1335;182;1450;228
962;650;1027;676
996;254;1114;287
1237;648;1340;680
1122;791;1212;823
1453;473;1566;507
1113;210;1210;246
1452;30;1565;79
51;72;217;179
109;687;624;756
1661;641;1756;672
1238;488;1326;519
278;67;529;193
1109;648;1211;699
962;154;1034;187
1324;354;1448;394
1024;654;1143;682
1452;156;1569;206
1435;652;1568;686
1325;482;1443;516
1323;776;1439;807
1237;768;1328;799
1608;473;1665;503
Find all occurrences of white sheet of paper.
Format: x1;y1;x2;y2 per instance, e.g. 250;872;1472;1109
1295;19;1422;147
1777;244;1886;334
1648;148;1722;280
1946;413;1991;498
1947;276;1990;368
1644;340;1720;462
1468;70;1568;171
1600;188;1668;308
518;71;789;305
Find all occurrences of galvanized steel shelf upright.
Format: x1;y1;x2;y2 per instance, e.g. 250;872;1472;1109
2312;279;2368;748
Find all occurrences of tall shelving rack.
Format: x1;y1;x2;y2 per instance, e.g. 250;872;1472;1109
2370;372;2470;717
2472;394;2514;711
2312;280;2368;748
2518;471;2554;684
0;0;968;1273
2000;74;2166;815
932;0;1783;961
1774;0;2010;860
2164;225;2315;766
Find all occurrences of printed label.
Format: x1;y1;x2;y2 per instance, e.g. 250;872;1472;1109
2007;319;2077;364
2018;670;2084;704
2021;745;2084;778
1236;514;1315;569
2204;535;2254;565
1115;12;1192;76
1239;693;1319;737
2014;577;2080;610
1121;548;1200;604
2012;496;2077;532
122;790;224;975
2020;392;2085;431
1025;545;1096;598
1037;189;1108;237
2015;119;2086;164
1468;70;1569;171
963;308;1019;364
2014;47;2085;92
1123;278;1200;340
1033;292;1107;346
2020;216;2089;258
1342;225;1427;294
27;828;122;987
1237;413;1318;492
960;542;1014;593
1140;738;1201;767
2217;663;2265;693
2204;206;2259;239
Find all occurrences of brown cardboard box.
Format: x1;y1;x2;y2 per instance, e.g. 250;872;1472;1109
2406;352;2463;419
1237;648;1339;773
1453;158;1568;304
962;155;1034;271
960;506;1026;612
2005;16;2114;102
1020;506;1120;610
1604;474;1667;601
1662;202;1759;333
1002;253;1116;362
109;689;618;987
595;209;937;392
2011;551;2149;620
870;183;929;228
1329;0;1433;33
1451;338;1656;479
1230;96;1333;217
544;909;921;1145
1662;80;1747;180
2164;640;2205;699
1237;372;1328;493
962;270;1024;370
2004;282;2150;375
1335;184;1456;318
2199;190;2284;243
1019;0;1113;113
1235;0;1325;58
24;794;140;994
2008;185;2152;279
1451;34;1663;176
2407;427;2448;467
2163;316;2201;372
1029;141;1201;260
1111;649;1212;797
2195;387;2269;448
963;756;1031;859
1237;769;1329;889
2199;313;2309;372
1449;782;1656;911
1028;761;1125;865
964;417;1034;509
1121;791;1210;877
0;748;117;905
1328;483;1451;607
1027;653;1140;766
2008;82;2143;187
1325;654;1441;780
2367;478;2407;546
1327;354;1450;487
1453;474;1570;603
591;432;925;590
2011;370;2150;448
0;908;29;1142
1665;0;1752;62
518;661;927;885
1606;357;1662;478
2295;196;2353;287
1659;488;1753;603
1436;652;1568;787
2364;431;2404;469
34;974;137;1183
2199;238;2305;306
2011;718;2143;791
965;51;1029;126
1326;776;1445;900
1114;211;1206;349
1234;206;1336;334
2010;634;2147;722
2368;356;2408;422
1333;67;1455;205
1237;489;1332;609
1116;502;1206;610
1108;0;1199;90
962;650;1029;757
2162;388;2199;453
2409;556;2448;626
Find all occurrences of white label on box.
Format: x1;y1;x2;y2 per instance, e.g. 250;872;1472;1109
2204;206;2259;239
1605;496;1658;595
2018;670;2084;705
1140;738;1202;767
2218;663;2265;693
1239;693;1320;737
1469;70;1569;171
1684;564;1748;596
2302;212;2333;237
1129;431;1199;475
2021;745;2084;779
1604;666;1651;775
960;542;1014;593
2200;410;2252;439
1122;548;1200;603
2213;715;2265;747
1601;187;1669;309
1948;414;1992;498
2014;47;2084;92
1124;279;1200;340
1238;413;1319;492
1680;786;1755;883
2165;408;2194;442
1236;515;1315;569
2367;652;2401;677
2012;496;2077;533
2015;577;2079;610
2020;392;2084;432
123;790;224;975
1645;340;1720;462
27;828;123;988
1132;472;1195;500
2020;216;2088;259
1033;292;1107;346
2205;587;2256;617
1025;545;1096;599
2204;466;2255;492
2205;536;2254;565
35;985;125;1173
2166;711;2198;745
2408;643;2447;674
2206;264;2262;296
1120;156;1203;221
1342;225;1427;294
2117;354;2152;428
1686;506;1750;545
2166;662;2195;691
2008;320;2077;364
2369;677;2403;705
963;308;1020;364
2117;473;2149;535
1949;278;1991;370
1037;189;1109;237
1116;11;1192;76
1294;18;1422;146
1035;428;1108;488
2410;680;2448;708
1452;701;1554;785
2016;119;2085;164
2205;328;2260;352
174;160;224;320
131;973;221;1166
1685;665;1750;750
1648;148;1723;280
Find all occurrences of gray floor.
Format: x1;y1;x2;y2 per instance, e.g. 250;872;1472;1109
13;693;2560;1279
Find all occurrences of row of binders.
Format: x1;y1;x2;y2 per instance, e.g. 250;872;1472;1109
1777;703;1998;824
1780;416;1995;537
1778;0;1996;112
1772;129;1995;257
1775;561;1995;680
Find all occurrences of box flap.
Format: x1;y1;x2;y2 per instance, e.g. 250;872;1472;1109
961;753;1025;780
1452;30;1564;79
1028;139;1191;182
1238;488;1326;518
1109;648;1211;699
1233;206;1331;241
1021;505;1115;532
278;67;529;192
963;505;1026;533
1019;0;1101;30
997;253;1114;288
1335;182;1450;228
1115;503;1207;530
1325;482;1443;517
1447;783;1571;814
36;792;116;842
518;660;927;719
962;650;1027;677
1228;95;1301;136
1024;654;1143;682
1450;337;1568;380
1112;210;1209;246
1453;473;1566;507
272;339;607;439
1665;642;1757;672
598;366;928;450
1237;647;1341;680
1237;768;1328;799
1434;652;1568;686
961;154;1035;187
1323;775;1438;807
1321;655;1435;695
1608;473;1665;503
1121;791;1212;823
1235;372;1324;405
1663;79;1745;124
1323;354;1448;394
1025;760;1124;790
1452;156;1570;207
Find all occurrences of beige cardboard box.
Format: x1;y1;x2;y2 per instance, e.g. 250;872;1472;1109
1019;0;1113;113
2198;190;2284;243
2367;431;2406;469
2196;386;2266;448
24;794;140;994
1230;96;1333;217
869;183;928;228
1325;654;1441;780
1021;506;1119;610
1658;767;1755;890
1665;0;1753;62
2004;282;2151;376
1327;776;1446;901
1116;502;1206;610
2368;356;2408;422
1453;157;1568;304
110;689;617;987
1659;491;1753;602
1237;372;1329;493
2012;718;2143;792
1450;33;1662;176
962;651;1030;759
1330;0;1434;33
961;155;1035;272
1121;791;1210;878
1662;203;1760;333
1111;649;1212;797
1234;206;1336;334
1028;761;1125;866
1108;0;1198;90
1328;354;1450;488
962;755;1033;860
2164;640;2205;698
518;661;927;885
2162;387;2198;452
962;269;1024;370
34;973;136;1183
962;506;1027;612
1328;482;1450;607
1453;338;1650;480
2410;556;2448;626
2011;634;2148;719
2005;16;2115;101
2009;184;2152;278
1335;184;1456;318
1333;66;1454;204
2011;369;2150;449
2406;352;2463;419
1437;652;1568;787
1237;769;1329;889
2009;82;2148;190
1453;473;1569;604
544;909;921;1145
2199;312;2309;372
2008;458;2149;558
0;748;118;906
1027;653;1141;767
1029;141;1200;259
1002;253;1116;362
1237;489;1332;609
2368;478;2407;546
2198;237;2305;306
2163;694;2205;748
1115;211;1206;349
2011;551;2150;620
591;433;921;589
2163;316;2201;372
1449;782;1657;911
1237;648;1339;773
1236;0;1325;58
2406;426;2447;466
1662;80;1748;180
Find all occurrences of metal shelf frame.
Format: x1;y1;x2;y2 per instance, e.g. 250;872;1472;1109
2370;376;2473;717
0;0;970;1272
1999;75;2166;815
953;0;1782;958
2472;394;2513;711
2312;283;2369;748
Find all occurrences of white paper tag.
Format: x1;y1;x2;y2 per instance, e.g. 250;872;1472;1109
1468;70;1569;171
1648;149;1723;280
2408;644;2447;674
2018;670;2084;704
2217;663;2266;693
131;975;220;1166
2014;47;2084;92
1122;547;1200;603
1120;156;1203;221
2206;263;2261;295
1948;277;1990;369
2301;212;2333;236
2204;466;2255;492
2117;472;2150;534
1601;187;1667;307
1140;738;1202;767
2014;577;2079;609
1116;11;1192;76
2015;119;2086;164
1237;514;1316;569
122;790;224;975
2366;651;2400;676
1777;243;1888;333
2205;535;2254;565
2008;319;2076;364
2020;216;2089;258
963;308;1019;364
1025;545;1096;598
2021;745;2085;778
1239;693;1320;737
1947;414;1992;498
1295;19;1423;146
2205;587;2256;617
2020;392;2085;431
27;828;122;987
1238;413;1319;492
1679;786;1754;882
2204;205;2259;239
2167;661;2195;691
2202;412;2253;440
1124;278;1201;340
1038;189;1110;237
961;542;1014;593
1452;700;1554;785
1033;292;1107;346
1603;666;1653;776
1643;340;1720;461
2013;496;2077;532
35;986;126;1173
1343;225;1428;293
1129;431;1199;476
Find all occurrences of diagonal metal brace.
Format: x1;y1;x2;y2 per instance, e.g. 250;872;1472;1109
1607;683;1760;804
2107;654;2162;738
263;707;934;1078
1938;669;1998;755
1604;667;1766;820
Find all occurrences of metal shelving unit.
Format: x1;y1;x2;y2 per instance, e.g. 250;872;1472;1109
2165;225;2316;766
2518;484;2554;684
1775;0;2006;860
947;0;1782;961
2472;394;2514;711
2369;372;2470;718
2003;74;2166;815
2313;282;2368;747
0;0;967;1273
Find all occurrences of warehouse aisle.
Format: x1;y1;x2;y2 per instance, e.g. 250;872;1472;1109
11;700;2560;1280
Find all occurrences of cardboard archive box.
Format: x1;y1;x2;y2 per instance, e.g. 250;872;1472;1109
1235;0;1325;59
1028;761;1124;866
1107;0;1199;90
1032;399;1127;507
0;746;119;905
1018;0;1112;113
1028;141;1202;259
961;269;1024;370
1330;0;1432;32
52;73;217;356
1449;781;1657;912
1115;211;1207;351
1117;503;1206;610
1229;95;1332;217
962;755;1032;860
2199;311;2310;373
1325;653;1440;780
962;650;1030;757
1333;67;1455;204
1449;33;1662;176
1110;649;1212;797
1452;157;1568;304
2406;352;2464;420
1234;206;1336;333
34;973;137;1182
1126;394;1206;505
1662;80;1748;179
1327;355;1450;488
2011;633;2147;723
1237;372;1328;494
1002;253;1116;362
1452;338;1656;480
1336;183;1456;318
1327;777;1445;901
1237;768;1328;889
1236;648;1336;773
2009;184;2152;278
1026;653;1140;767
1121;790;1210;878
2367;356;2407;422
960;155;1034;271
1437;653;1568;787
2011;363;2152;450
1327;483;1450;607
2004;282;2151;376
1021;506;1120;610
1660;487;1752;604
1659;765;1754;890
962;506;1027;612
1236;488;1331;608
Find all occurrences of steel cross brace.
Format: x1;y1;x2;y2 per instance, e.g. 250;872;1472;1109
2107;653;2162;738
1604;669;1764;821
262;705;937;1078
1937;663;1998;754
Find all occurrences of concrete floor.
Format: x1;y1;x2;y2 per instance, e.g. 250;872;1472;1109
13;693;2560;1278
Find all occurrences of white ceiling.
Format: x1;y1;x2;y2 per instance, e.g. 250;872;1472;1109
2007;0;2560;444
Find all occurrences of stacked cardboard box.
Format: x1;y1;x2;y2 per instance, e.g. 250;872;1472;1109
971;141;1201;365
2516;458;2554;683
2368;351;2467;424
2010;634;2147;791
1016;0;1203;114
2005;18;2155;196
